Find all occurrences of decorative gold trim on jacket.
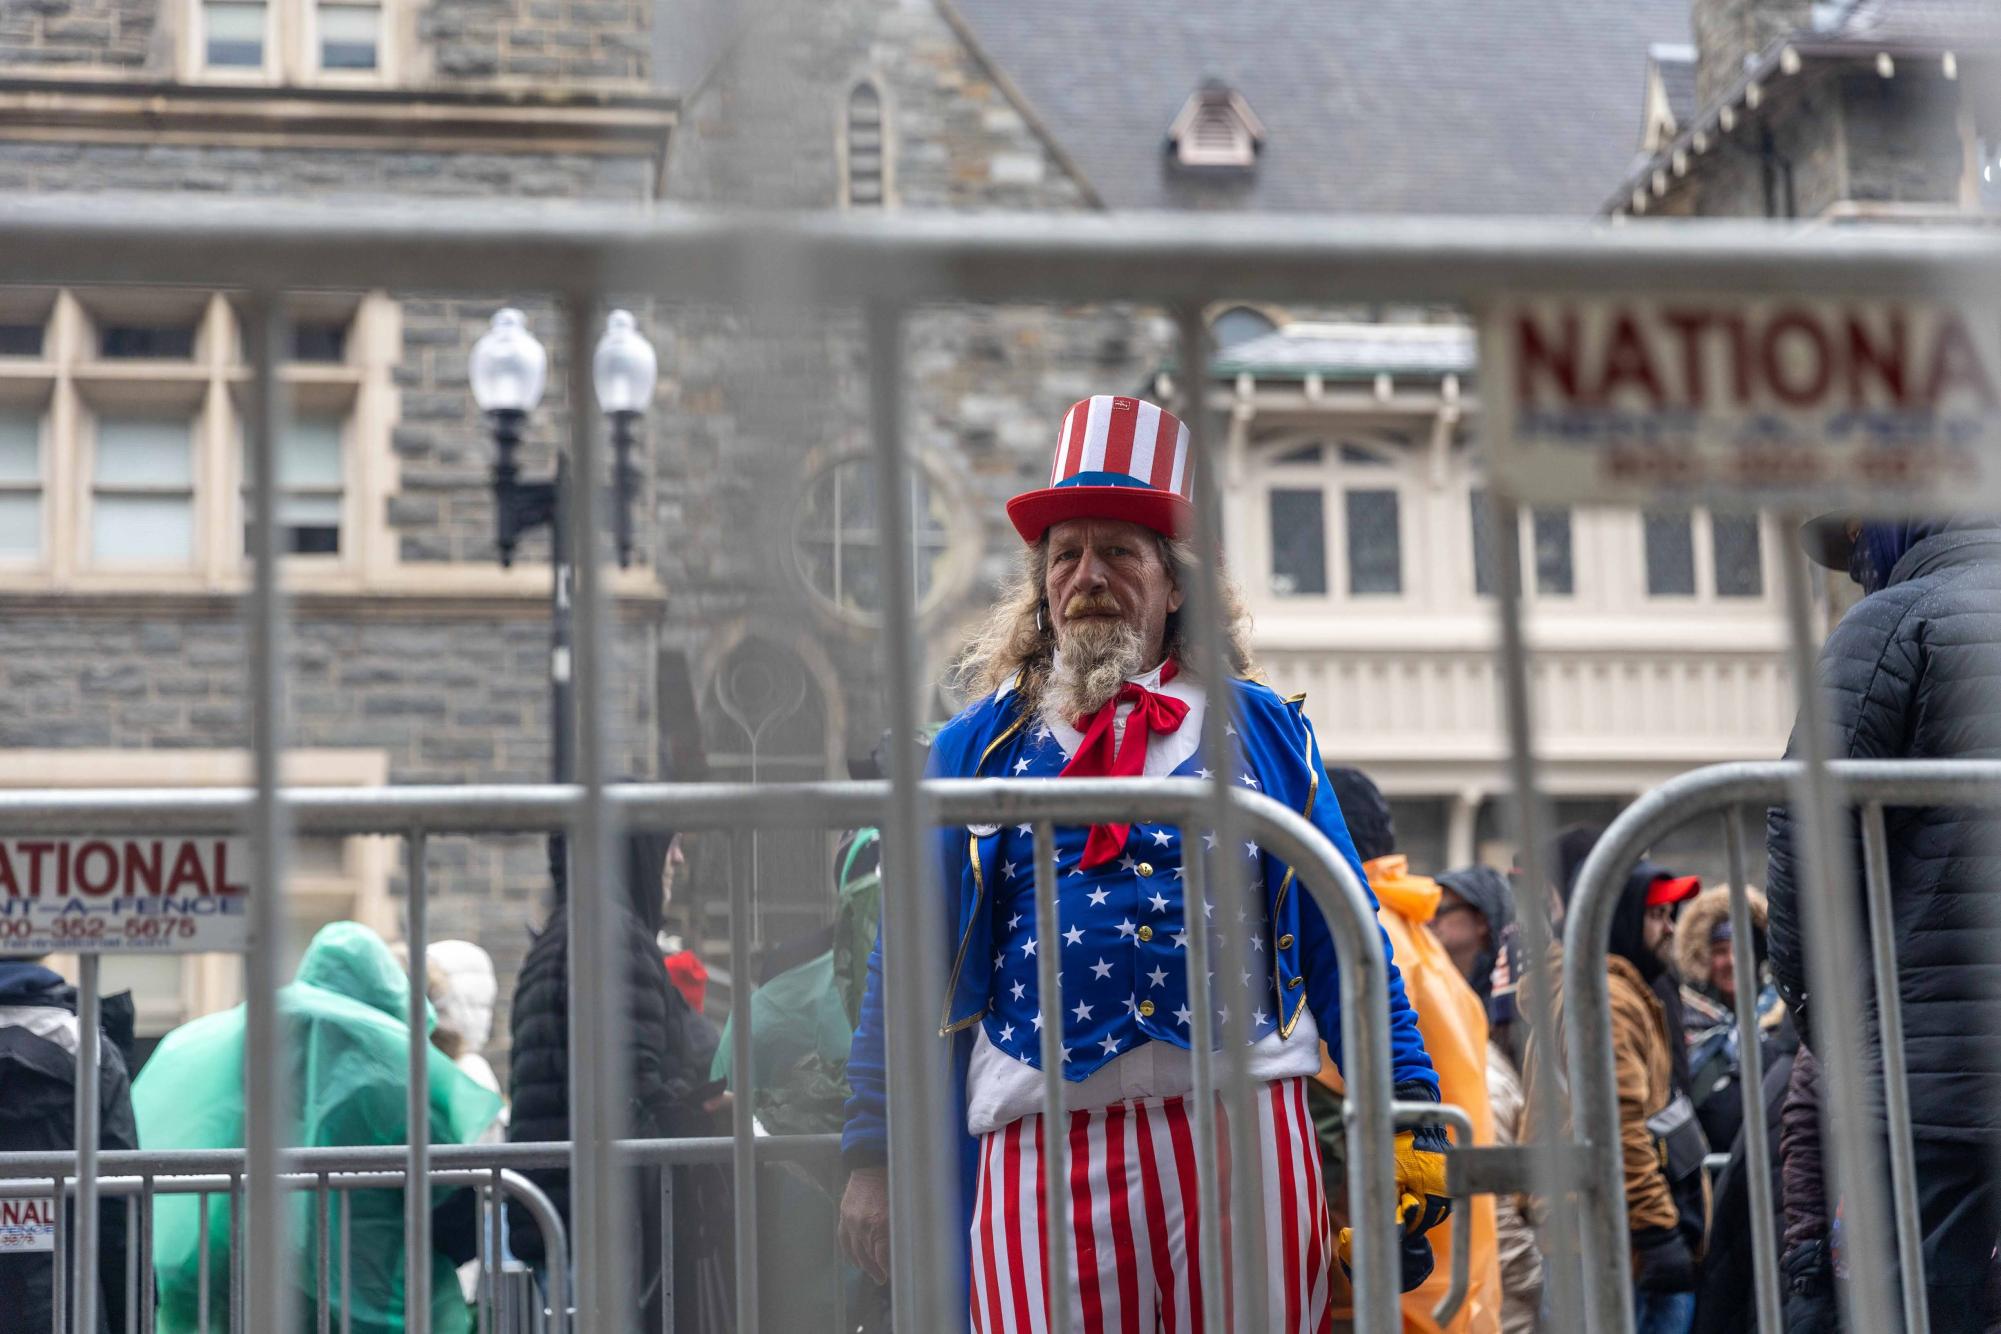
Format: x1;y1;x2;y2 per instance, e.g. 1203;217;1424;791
938;705;1029;1036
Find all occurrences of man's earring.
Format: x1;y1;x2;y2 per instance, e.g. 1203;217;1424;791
1035;602;1047;633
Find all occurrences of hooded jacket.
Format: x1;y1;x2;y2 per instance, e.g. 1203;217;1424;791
0;961;138;1334
133;923;500;1334
1526;864;1704;1247
1766;521;2001;1141
1317;855;1503;1333
505;832;711;1321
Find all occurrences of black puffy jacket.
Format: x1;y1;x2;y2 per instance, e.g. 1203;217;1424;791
0;963;138;1334
505;833;711;1316
1766;524;2001;1141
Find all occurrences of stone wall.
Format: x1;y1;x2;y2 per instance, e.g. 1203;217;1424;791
1841;66;1967;206
1690;0;1809;113
0;0;158;72
422;0;651;84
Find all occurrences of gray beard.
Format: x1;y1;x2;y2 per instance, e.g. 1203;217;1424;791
1044;618;1146;722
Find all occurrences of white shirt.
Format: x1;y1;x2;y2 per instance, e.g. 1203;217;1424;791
963;660;1322;1137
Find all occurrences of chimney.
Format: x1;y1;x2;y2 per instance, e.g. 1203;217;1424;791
1691;0;1811;112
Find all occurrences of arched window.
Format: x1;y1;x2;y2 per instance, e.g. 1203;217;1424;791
790;451;973;627
699;633;838;947
843;78;890;208
1211;305;1278;350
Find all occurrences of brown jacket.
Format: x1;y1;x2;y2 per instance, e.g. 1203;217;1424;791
1523;946;1680;1235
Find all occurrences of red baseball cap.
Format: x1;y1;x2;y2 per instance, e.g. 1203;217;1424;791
1645;873;1701;908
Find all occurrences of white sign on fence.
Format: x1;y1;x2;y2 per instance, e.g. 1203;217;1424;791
1480;294;2001;507
0;837;251;953
0;1197;55;1253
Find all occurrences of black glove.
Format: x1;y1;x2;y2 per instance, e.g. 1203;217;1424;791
1398;1227;1435;1293
1632;1226;1697;1293
1779;1238;1836;1330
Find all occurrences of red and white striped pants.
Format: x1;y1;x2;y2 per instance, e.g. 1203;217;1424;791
969;1076;1333;1334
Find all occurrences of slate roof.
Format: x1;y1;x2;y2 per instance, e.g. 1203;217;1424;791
1652;43;1699;129
1211;323;1476;382
947;0;1691;216
1823;0;2001;45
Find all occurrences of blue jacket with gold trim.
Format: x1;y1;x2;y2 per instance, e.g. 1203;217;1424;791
841;676;1436;1195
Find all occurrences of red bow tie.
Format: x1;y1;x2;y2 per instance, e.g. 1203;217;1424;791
1059;661;1189;869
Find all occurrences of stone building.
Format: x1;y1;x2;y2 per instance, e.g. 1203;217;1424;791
1613;0;2001;221
1;0;1806;1065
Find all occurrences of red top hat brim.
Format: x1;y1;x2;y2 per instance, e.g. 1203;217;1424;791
1006;485;1195;545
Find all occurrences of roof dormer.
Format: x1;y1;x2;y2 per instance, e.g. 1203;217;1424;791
1166;80;1265;172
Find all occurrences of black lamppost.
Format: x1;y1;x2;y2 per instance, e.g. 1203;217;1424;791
470;306;658;797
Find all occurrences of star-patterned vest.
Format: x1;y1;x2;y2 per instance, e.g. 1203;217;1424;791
980;721;1285;1081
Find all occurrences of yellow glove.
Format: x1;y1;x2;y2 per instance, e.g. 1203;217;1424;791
1334;1127;1452;1272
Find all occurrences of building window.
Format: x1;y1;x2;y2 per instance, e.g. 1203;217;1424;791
243;415;344;556
0;289;395;590
191;0;393;82
202;0;267;67
316;0;380;70
1712;513;1764;597
1471;490;1575;597
1644;508;1766;600
0;408;41;560
842;79;890;208
791;452;972;626
1345;488;1401;595
93;415;197;565
1212;306;1278;351
1166;81;1266;172
1267;488;1326;596
1644;509;1697;596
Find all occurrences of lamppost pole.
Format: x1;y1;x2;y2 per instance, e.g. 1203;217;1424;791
471;306;656;884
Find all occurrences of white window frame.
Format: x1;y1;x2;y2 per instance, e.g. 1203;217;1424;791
1245;431;1417;611
1638;506;1774;606
0;289;402;594
184;0;398;86
0;396;50;569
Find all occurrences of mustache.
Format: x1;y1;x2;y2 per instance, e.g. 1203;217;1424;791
1063;594;1123;618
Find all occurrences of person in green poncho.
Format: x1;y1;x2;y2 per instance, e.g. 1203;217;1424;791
133;921;502;1334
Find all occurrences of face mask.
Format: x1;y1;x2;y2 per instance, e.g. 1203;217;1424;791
1847;537;1877;593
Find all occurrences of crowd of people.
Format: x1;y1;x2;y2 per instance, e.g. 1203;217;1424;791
1;396;1995;1334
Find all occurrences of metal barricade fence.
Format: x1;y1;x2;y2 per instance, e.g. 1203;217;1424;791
0;777;1411;1333
1565;759;2001;1334
0;203;1996;1334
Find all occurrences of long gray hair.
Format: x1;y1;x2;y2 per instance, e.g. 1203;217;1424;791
950;533;1259;708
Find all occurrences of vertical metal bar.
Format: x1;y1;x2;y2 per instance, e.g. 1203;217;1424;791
1174;302;1268;1334
727;755;758;1333
228;1174;243;1334
1776;524;1899;1334
473;1175;490;1334
863;298;957;1334
1487;488;1587;1332
140;1177;155;1334
197;1190;211;1334
561;291;629;1334
317;1175;332;1334
1724;810;1784;1334
73;955;102;1334
657;1171;672;1334
52;1174;65;1334
126;1168;140;1334
486;1168;502;1334
405;832;432;1333
340;1184;352;1334
1862;802;1931;1334
1030;820;1072;1334
1181;840;1227;1329
242;289;293;1334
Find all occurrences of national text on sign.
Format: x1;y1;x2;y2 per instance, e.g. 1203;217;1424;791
0;839;249;899
1513;304;1999;413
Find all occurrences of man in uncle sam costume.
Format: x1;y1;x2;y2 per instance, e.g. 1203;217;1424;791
838;395;1448;1332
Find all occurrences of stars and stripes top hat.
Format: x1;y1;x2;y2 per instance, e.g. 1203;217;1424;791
1006;395;1194;543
